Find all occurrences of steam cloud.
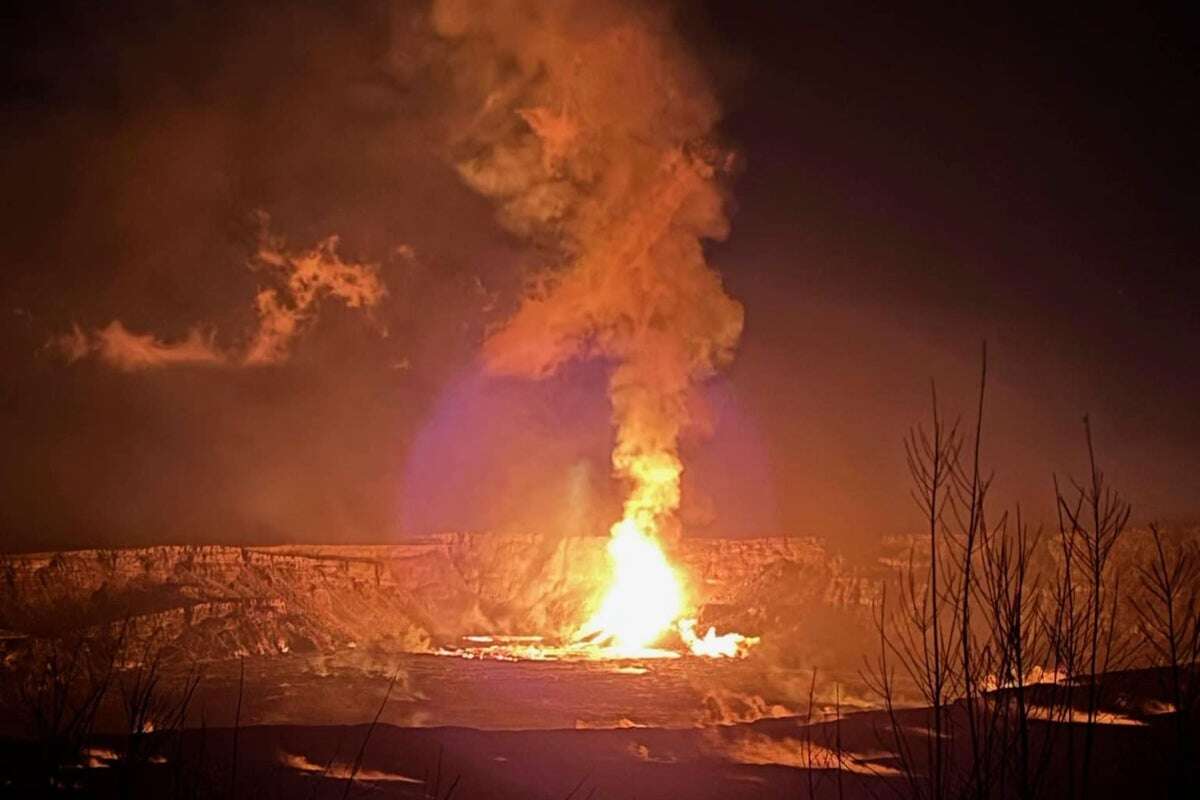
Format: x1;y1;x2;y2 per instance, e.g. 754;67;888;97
703;730;902;776
50;217;390;371
280;752;424;784
436;0;744;537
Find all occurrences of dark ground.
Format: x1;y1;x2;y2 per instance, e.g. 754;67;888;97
1;660;1194;799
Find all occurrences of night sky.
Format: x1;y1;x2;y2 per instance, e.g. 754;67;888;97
2;1;1197;554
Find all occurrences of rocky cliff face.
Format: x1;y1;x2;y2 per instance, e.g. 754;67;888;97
0;535;879;665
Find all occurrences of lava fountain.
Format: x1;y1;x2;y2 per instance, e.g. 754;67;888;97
577;518;758;658
576;518;684;654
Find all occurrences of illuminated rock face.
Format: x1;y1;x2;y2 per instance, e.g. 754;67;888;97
0;535;879;665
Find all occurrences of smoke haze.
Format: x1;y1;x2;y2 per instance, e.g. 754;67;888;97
1;1;1197;554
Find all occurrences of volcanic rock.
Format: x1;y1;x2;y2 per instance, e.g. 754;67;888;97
0;535;879;665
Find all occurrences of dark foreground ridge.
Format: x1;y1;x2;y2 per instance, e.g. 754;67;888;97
0;667;1191;799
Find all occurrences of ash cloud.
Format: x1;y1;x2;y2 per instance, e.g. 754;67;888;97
435;0;745;534
7;1;1193;556
5;0;756;550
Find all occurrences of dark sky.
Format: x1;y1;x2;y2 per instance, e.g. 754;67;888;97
2;1;1197;554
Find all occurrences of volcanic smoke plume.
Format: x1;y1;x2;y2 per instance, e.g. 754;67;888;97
51;216;389;371
435;0;745;650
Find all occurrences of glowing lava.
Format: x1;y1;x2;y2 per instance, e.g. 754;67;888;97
574;517;760;659
569;423;758;658
438;516;759;661
679;618;759;658
576;518;685;654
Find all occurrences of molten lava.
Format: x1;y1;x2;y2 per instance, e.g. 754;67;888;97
576;518;685;654
575;516;759;659
679;618;760;658
439;516;759;661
